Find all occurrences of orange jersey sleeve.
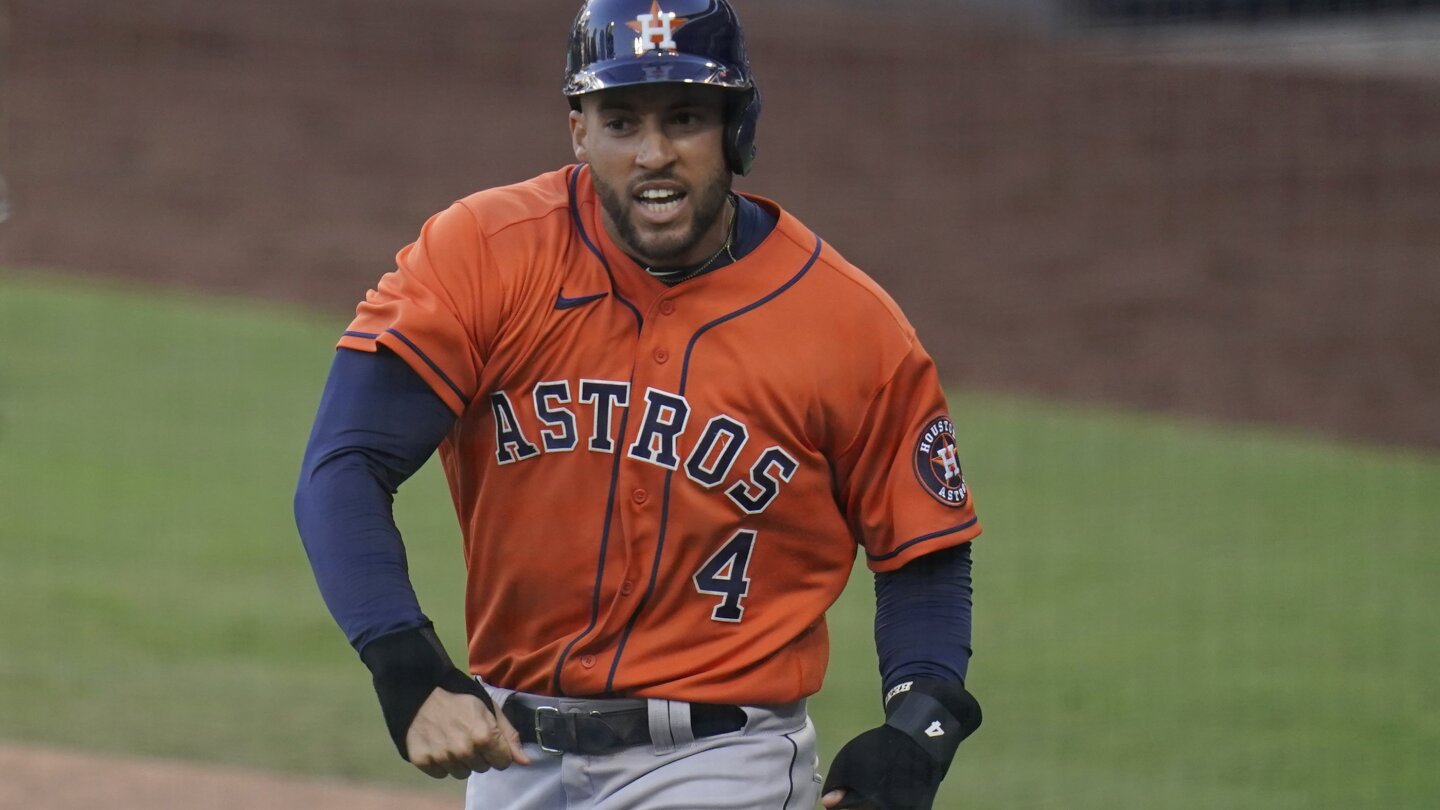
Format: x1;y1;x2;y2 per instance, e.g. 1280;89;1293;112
832;335;981;572
337;201;498;414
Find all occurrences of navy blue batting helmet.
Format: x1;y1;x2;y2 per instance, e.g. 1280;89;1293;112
564;0;762;175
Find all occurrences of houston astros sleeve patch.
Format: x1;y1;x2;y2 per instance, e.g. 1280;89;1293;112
913;416;969;507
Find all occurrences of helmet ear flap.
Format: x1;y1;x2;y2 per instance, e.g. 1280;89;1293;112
725;87;761;176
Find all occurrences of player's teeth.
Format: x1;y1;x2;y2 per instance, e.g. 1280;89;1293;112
636;189;684;213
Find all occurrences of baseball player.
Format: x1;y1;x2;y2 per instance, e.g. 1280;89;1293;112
295;1;982;808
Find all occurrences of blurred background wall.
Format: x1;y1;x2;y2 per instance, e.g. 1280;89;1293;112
4;0;1438;447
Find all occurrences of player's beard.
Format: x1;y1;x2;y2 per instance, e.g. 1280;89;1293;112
594;167;733;268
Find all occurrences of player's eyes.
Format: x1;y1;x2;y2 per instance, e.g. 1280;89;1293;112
671;110;709;127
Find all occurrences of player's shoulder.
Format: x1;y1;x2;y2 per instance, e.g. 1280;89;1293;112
449;167;575;241
769;205;917;339
815;246;914;332
400;167;578;296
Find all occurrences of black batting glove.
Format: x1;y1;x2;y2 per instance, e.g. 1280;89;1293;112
822;679;982;810
357;624;495;761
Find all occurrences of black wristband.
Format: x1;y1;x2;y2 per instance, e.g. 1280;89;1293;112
357;624;493;760
882;678;982;777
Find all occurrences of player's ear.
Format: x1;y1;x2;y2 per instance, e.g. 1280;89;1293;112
568;109;589;163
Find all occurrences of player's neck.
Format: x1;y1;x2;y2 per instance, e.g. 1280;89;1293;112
612;195;738;284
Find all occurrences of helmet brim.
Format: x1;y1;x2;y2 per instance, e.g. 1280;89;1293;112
564;54;753;97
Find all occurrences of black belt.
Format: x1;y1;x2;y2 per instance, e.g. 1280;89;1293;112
502;697;746;755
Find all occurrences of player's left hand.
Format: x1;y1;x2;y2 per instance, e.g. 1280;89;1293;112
821;724;941;810
822;789;872;810
820;679;982;810
822;788;879;810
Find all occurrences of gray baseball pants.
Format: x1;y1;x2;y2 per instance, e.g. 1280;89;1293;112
467;682;822;810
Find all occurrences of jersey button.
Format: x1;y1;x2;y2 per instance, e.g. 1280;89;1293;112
631;488;648;505
653;348;669;364
620;580;634;595
659;300;676;316
580;654;596;668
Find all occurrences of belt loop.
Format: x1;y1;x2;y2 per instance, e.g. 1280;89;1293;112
669;700;696;750
647;698;677;755
476;676;513;713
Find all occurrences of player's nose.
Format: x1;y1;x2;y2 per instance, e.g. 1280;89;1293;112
633;121;677;170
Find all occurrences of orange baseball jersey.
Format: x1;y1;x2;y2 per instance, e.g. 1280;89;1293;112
338;164;981;704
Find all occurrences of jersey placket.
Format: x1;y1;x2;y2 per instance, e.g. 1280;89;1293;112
575;254;819;693
573;289;687;693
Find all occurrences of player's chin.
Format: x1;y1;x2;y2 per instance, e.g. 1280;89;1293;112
632;231;700;265
626;213;695;259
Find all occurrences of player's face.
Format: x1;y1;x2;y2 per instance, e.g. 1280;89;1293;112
570;84;732;268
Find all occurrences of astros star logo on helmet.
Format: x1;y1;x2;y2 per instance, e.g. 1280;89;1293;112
628;1;689;54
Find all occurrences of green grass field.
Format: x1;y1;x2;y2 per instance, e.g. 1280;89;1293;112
2;271;1437;808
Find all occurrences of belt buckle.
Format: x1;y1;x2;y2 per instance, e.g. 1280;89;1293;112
533;706;564;754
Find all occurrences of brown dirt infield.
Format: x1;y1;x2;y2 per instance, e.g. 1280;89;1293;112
0;743;459;810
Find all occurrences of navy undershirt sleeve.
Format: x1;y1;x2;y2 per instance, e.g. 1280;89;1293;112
873;543;974;691
294;347;457;651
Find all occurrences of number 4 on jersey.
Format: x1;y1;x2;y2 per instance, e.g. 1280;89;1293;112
693;529;757;622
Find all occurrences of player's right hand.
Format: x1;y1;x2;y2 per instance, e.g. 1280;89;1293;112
358;625;531;774
405;687;532;779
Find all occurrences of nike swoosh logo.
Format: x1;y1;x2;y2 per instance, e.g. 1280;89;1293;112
555;291;609;310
